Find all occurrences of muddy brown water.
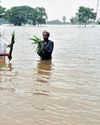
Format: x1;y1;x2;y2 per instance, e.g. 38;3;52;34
0;25;100;125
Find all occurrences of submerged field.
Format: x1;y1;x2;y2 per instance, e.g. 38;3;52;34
0;25;100;125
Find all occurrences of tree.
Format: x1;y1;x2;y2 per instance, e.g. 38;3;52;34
76;6;96;26
4;6;36;26
70;16;78;24
0;6;6;18
97;18;100;24
4;6;47;26
34;7;47;25
62;16;66;23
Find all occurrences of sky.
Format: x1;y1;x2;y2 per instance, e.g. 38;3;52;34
0;0;98;21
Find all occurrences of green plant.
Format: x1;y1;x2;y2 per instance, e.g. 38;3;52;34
30;36;43;52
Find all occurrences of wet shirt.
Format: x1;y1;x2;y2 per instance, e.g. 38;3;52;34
37;40;54;60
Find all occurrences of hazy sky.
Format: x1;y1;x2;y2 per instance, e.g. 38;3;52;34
1;0;98;21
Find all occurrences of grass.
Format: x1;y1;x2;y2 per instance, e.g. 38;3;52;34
30;36;43;52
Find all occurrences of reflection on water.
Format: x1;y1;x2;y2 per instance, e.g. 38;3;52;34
7;63;13;71
36;59;52;83
33;59;53;96
0;59;6;70
0;61;13;72
0;60;14;92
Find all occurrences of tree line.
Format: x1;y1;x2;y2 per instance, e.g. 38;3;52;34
0;5;47;26
0;5;99;26
70;6;97;26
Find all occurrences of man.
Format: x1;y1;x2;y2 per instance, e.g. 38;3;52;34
37;31;54;60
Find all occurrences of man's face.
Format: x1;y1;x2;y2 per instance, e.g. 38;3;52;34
43;32;49;41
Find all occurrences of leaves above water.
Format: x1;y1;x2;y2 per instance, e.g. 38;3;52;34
30;36;43;52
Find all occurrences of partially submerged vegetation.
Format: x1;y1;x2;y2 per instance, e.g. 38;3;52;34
0;6;47;26
0;5;100;26
70;6;96;26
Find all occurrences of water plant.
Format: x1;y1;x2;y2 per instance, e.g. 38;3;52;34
30;36;43;52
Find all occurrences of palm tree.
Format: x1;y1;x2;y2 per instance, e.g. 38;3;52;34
62;16;66;24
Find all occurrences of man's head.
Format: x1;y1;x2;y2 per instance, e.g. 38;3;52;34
42;31;50;41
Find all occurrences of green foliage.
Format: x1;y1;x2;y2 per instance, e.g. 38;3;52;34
76;6;96;26
4;6;35;25
0;6;6;18
70;16;78;24
34;7;48;25
4;6;47;26
96;18;100;24
30;36;43;52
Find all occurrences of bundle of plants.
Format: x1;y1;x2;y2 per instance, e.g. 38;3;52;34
30;36;43;52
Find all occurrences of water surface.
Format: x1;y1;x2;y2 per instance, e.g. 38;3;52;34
0;25;100;125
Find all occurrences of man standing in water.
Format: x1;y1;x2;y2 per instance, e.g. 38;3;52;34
37;31;54;60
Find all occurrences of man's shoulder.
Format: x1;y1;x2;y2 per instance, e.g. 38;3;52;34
48;40;54;43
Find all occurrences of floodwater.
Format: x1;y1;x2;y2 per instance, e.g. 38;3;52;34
0;25;100;125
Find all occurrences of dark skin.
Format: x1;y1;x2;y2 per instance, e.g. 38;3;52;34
42;32;49;42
